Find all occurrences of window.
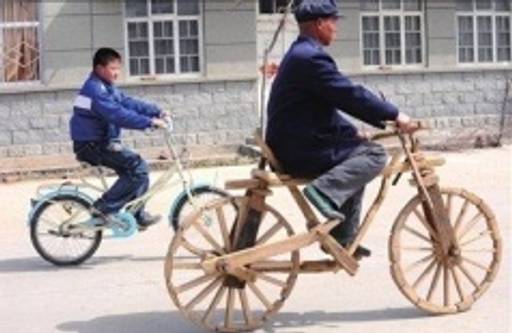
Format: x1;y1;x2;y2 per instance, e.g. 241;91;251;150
0;0;40;83
124;0;201;77
456;0;512;64
259;0;289;14
361;0;424;68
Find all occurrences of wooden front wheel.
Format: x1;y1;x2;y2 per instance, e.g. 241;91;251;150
389;188;501;314
164;197;300;332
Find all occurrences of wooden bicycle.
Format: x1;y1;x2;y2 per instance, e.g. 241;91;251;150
164;123;502;332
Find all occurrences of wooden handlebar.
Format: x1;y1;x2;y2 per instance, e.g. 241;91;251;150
370;120;429;141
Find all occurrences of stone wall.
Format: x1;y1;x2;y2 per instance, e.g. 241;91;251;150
357;70;512;146
256;11;511;147
1;70;510;160
0;79;259;158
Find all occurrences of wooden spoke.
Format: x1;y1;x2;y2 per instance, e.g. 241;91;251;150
457;212;483;241
457;263;479;289
413;258;437;288
215;206;231;251
461;248;496;253
461;256;491;272
405;253;436;273
172;259;202;270
238;289;253;325
413;208;438;242
180;237;209;257
459;230;492;248
165;197;300;332
427;263;442;301
175;274;218;294
402;246;434;252
202;285;226;323
258;273;288;288
247;281;272;310
445;194;453;220
453;199;470;234
443;264;451;306
224;288;235;329
256;220;283;245
389;188;501;314
191;221;225;255
451;266;465;302
403;225;432;244
184;277;223;311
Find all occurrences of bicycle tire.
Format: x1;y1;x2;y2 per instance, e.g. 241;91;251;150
169;185;233;231
30;194;102;266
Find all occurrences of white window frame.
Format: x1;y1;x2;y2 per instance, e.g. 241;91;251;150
258;0;288;15
0;2;42;85
123;0;203;80
360;0;426;70
456;0;512;66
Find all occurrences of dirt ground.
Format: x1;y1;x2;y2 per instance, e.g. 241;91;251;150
0;145;510;333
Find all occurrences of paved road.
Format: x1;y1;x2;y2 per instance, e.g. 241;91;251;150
0;146;510;333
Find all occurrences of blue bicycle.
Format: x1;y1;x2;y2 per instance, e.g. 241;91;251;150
28;118;232;266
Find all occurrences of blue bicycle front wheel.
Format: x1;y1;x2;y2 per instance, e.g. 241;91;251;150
169;185;234;232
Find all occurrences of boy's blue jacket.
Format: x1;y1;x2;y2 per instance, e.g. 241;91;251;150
70;72;160;142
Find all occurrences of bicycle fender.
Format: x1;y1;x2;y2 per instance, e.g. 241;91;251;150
168;183;213;228
27;189;95;225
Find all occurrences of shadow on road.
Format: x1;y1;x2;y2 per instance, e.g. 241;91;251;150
0;255;132;273
57;307;427;333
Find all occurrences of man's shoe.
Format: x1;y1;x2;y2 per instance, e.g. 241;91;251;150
320;243;372;261
136;212;161;229
352;245;371;260
303;185;344;220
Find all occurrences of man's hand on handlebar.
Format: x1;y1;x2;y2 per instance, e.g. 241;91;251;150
395;112;417;133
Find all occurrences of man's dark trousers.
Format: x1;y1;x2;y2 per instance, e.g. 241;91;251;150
311;141;387;245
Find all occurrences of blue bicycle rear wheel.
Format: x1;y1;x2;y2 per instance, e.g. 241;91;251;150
30;194;102;266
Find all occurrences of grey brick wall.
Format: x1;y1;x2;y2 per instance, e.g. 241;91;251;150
0;79;259;159
358;70;511;124
353;70;512;146
0;71;510;159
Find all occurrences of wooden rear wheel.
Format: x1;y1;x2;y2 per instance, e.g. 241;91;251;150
389;188;501;314
164;197;300;332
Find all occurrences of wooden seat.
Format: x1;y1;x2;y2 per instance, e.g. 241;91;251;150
225;131;311;190
251;169;310;186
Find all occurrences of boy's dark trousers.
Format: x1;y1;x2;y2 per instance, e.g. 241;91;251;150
73;141;149;220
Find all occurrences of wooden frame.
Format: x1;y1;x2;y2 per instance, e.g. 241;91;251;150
165;127;502;333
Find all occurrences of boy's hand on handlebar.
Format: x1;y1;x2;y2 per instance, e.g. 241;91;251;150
151;118;168;129
159;110;171;119
395;113;417;133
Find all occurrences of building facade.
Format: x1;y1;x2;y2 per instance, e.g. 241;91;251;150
0;0;511;160
0;0;259;158
258;0;512;144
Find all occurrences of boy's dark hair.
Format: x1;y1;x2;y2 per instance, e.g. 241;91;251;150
93;48;122;67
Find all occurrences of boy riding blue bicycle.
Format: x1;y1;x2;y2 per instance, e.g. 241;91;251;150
70;47;169;229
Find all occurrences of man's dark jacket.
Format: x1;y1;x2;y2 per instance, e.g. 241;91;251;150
266;36;399;177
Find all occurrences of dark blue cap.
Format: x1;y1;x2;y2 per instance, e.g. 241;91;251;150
293;0;340;23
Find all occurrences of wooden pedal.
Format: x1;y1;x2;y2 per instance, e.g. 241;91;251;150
318;233;359;276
